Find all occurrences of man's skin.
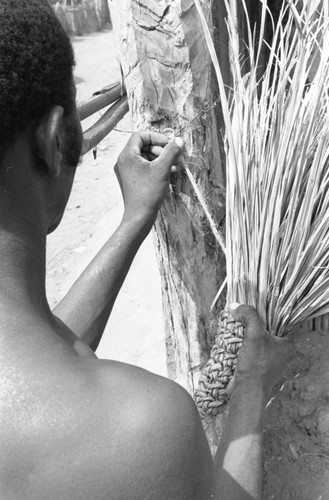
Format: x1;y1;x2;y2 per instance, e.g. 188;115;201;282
0;87;294;498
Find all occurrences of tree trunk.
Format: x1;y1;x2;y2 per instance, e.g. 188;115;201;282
111;0;228;395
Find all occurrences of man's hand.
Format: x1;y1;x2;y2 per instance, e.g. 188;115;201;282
114;131;184;226
229;303;295;397
54;131;184;349
214;305;295;500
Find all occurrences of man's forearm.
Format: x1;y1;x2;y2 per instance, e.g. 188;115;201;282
214;381;267;500
53;215;153;349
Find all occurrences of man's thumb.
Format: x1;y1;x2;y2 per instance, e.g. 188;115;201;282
228;303;264;337
157;137;184;169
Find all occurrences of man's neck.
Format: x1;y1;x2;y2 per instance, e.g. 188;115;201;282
0;219;50;320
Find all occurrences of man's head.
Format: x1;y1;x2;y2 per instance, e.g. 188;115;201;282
0;0;83;232
0;0;79;158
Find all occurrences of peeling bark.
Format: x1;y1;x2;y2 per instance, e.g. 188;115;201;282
112;0;226;394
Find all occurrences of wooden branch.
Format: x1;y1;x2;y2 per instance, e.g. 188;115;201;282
78;81;126;121
82;96;129;155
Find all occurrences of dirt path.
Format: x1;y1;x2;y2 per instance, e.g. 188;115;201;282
46;27;167;376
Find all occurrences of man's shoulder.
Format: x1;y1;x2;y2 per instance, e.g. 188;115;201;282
89;357;199;431
88;358;214;499
0;355;214;499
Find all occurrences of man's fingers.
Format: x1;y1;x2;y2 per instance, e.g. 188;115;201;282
229;304;294;359
139;130;171;146
228;303;264;340
128;130;171;154
142;145;163;158
141;152;157;162
155;138;184;172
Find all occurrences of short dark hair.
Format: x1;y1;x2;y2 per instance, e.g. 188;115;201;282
0;0;75;155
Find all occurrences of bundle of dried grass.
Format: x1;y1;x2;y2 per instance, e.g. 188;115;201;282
194;0;329;423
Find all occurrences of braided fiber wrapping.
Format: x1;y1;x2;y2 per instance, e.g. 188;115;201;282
195;310;245;423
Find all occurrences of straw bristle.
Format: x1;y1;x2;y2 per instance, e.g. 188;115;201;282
195;0;329;336
226;0;329;335
193;0;329;420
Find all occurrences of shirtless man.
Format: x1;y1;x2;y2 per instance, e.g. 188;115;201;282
0;1;294;499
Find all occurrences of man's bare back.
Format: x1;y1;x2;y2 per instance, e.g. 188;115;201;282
0;320;212;499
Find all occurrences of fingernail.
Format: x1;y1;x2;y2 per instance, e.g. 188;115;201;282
163;128;175;140
228;302;240;311
175;137;184;149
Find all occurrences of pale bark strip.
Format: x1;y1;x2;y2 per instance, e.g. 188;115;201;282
112;0;226;394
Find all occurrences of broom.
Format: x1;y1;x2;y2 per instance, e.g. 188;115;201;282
193;0;329;425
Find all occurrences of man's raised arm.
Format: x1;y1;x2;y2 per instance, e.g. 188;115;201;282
53;131;183;349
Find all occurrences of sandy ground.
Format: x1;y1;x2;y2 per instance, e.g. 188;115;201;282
46;27;167;377
46;26;329;500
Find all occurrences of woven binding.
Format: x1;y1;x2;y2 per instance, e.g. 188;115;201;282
194;310;245;422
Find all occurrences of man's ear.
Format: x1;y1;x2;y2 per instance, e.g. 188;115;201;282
35;106;65;178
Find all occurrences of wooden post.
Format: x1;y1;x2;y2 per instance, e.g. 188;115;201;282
111;0;266;388
111;0;227;394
